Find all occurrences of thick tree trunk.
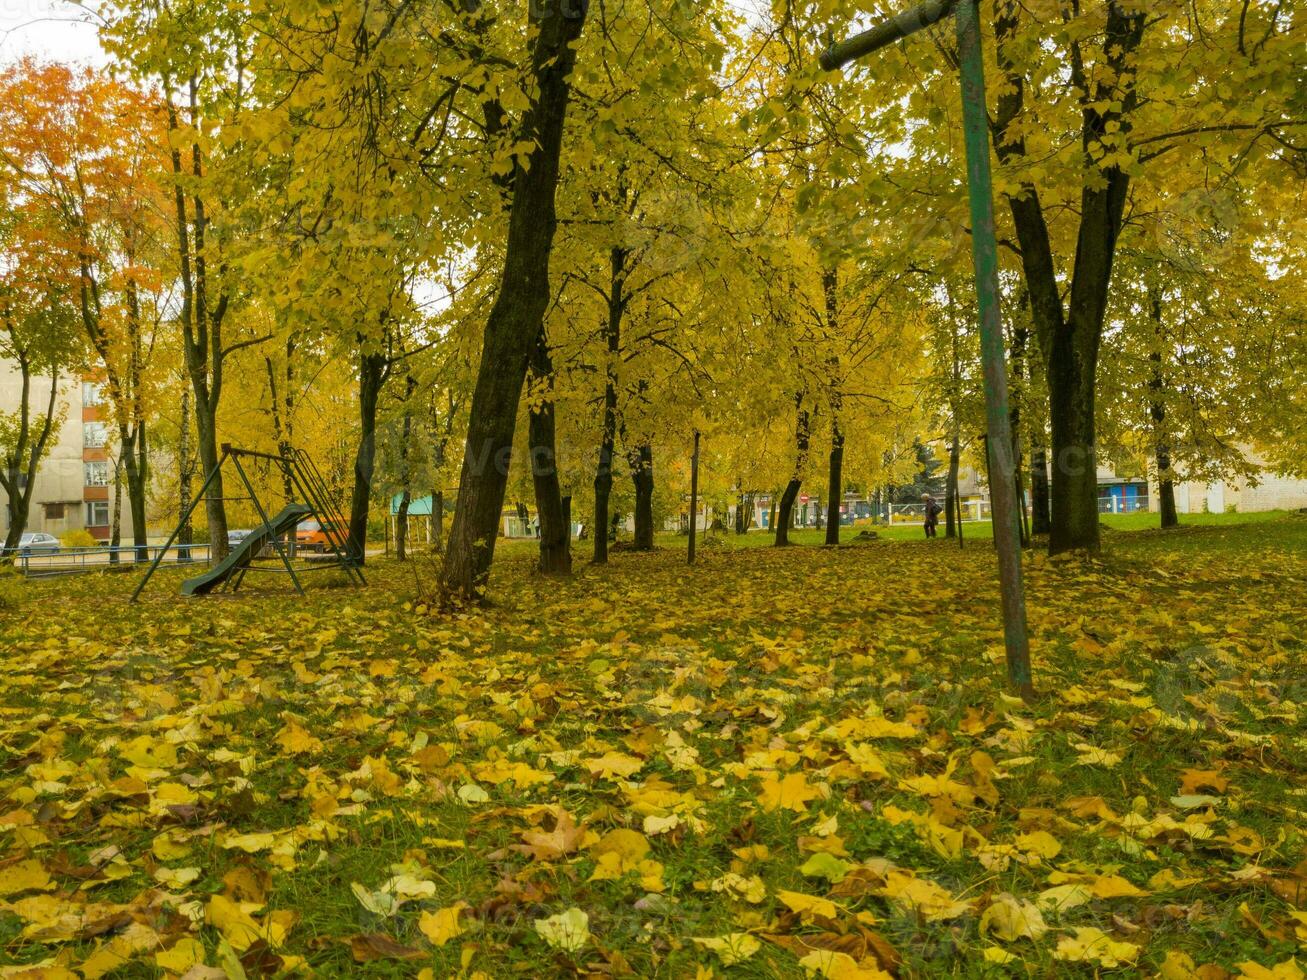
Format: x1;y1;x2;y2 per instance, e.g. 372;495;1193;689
1030;444;1052;536
1046;349;1101;552
348;351;386;565
441;1;587;599
945;436;961;538
775;398;809;547
110;457;123;565
193;400;227;560
432;490;445;551
1009;320;1030;547
396;492;411;561
992;0;1144;555
688;431;700;564
120;431;149;562
177;386;194;560
529;332;572;574
629;442;654;550
825;423;844;547
1147;291;1179;530
593;246;626;565
395;372;416;562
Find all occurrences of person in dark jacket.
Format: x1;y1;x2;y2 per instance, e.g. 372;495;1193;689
923;494;942;539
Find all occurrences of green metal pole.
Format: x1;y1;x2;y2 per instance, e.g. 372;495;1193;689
954;0;1034;699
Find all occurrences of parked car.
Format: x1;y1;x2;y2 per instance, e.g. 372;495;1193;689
296;515;347;553
5;532;61;556
227;529;253;547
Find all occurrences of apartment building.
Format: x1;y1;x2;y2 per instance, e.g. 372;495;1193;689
0;359;132;541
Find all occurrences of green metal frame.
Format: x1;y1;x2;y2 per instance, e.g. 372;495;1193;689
131;445;366;602
822;0;1033;697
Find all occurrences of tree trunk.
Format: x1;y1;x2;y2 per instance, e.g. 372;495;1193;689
1148;289;1179;530
193;403;227;560
120;431;149;562
629;442;654;550
593;246;626;565
396;374;416;562
825;422;844;547
529;331;572;574
110;456;123;565
348;350;386;565
432;490;445;552
441;0;587;599
396;491;411;560
1030;444;1052;536
688;431;700;564
992;0;1145;554
1009;317;1030;547
775;397;809;547
945;436;961;538
177;386;194;561
1046;352;1101;551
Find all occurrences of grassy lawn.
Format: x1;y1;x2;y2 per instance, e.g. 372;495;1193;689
0;511;1303;976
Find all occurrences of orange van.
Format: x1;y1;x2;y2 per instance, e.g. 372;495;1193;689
296;514;347;553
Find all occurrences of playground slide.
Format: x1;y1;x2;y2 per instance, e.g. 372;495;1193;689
181;503;313;597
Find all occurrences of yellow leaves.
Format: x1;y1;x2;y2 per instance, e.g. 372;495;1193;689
777;889;840;922
1054;927;1140;967
117;735;177;770
590;829;663;892
1234;958;1305;980
1180;769;1230;795
79;921;159;979
275;718;323;755
692;933;761;966
534;907;590;952
708;872;767;904
1015;830;1062;860
878;870;972;921
979;893;1048;942
156;937;206;974
0;859;53;896
1073;742;1123;767
759;771;821;813
206;894;294;952
352;872;437;917
799;949;894;979
470;758;553;788
418;902;469;946
584;752;645;779
518;807;586;861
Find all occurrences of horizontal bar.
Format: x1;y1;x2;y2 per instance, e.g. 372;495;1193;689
820;0;957;70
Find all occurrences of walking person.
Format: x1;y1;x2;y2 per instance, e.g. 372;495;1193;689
923;494;942;539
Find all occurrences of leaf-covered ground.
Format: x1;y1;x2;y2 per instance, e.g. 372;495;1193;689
1;515;1305;978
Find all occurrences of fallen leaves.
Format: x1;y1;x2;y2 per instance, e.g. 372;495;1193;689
534;907;590;952
0;521;1303;975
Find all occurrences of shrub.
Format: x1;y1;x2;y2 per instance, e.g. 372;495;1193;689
61;528;98;550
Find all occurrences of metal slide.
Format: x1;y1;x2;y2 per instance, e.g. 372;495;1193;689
181;503;312;597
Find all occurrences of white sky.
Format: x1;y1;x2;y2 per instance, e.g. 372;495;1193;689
0;1;105;65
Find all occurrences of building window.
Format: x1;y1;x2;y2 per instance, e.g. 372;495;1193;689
43;503;65;521
84;422;107;449
83;381;105;407
85;461;111;487
86;500;110;528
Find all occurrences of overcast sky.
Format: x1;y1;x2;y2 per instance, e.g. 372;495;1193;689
0;1;105;65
